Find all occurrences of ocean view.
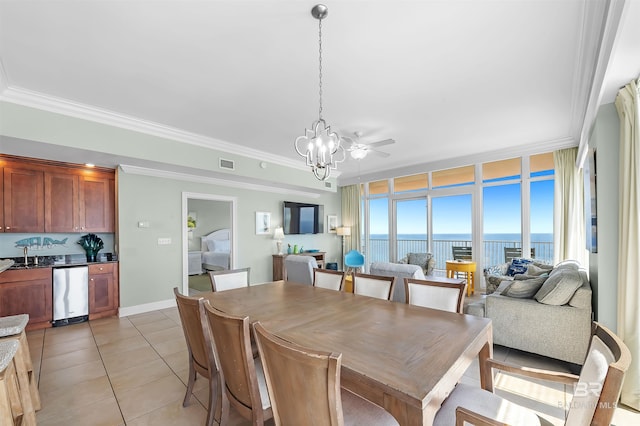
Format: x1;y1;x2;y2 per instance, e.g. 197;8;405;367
370;233;553;242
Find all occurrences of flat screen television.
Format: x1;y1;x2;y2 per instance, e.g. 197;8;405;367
283;201;324;235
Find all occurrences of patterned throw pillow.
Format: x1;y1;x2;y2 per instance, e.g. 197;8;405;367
408;253;429;268
506;258;533;276
486;275;512;294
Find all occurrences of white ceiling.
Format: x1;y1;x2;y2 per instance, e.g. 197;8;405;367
1;0;639;185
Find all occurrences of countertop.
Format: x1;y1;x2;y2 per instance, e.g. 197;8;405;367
4;254;117;270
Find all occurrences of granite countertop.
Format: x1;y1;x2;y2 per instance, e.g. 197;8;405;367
4;253;117;270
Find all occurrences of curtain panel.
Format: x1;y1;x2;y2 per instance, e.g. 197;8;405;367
615;77;640;411
553;148;588;266
341;185;361;255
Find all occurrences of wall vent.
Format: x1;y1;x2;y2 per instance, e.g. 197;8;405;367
219;158;235;171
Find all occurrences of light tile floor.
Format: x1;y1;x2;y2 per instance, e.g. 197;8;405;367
27;308;639;425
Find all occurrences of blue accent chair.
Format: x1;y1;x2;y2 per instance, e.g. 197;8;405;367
344;250;365;273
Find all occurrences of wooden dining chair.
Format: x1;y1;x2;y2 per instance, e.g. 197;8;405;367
433;322;631;426
313;269;346;291
173;288;219;426
352;272;395;300
208;267;250;292
404;278;466;313
253;322;399;426
202;301;273;425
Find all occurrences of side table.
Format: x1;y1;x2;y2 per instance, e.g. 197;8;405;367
446;260;476;296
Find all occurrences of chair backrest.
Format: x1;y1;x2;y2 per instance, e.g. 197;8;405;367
344;250;365;268
313;269;346;291
369;262;425;303
352;273;395;300
173;288;216;378
253;322;344;425
403;278;466;313
565;322;631;426
452;246;472;260
209;267;250;292
284;256;318;285
202;301;271;423
504;247;536;263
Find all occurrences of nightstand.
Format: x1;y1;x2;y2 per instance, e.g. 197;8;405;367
188;251;203;275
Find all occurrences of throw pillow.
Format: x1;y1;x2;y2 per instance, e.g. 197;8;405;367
524;264;550;276
408;253;429;268
506;258;533;276
534;268;584;305
486;275;511;294
502;276;547;298
495;280;513;294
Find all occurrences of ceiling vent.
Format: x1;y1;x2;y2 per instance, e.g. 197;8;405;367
219;158;235;171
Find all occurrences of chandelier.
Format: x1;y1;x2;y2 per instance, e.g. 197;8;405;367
294;4;345;181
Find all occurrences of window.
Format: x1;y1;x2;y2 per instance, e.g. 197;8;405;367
432;165;474;189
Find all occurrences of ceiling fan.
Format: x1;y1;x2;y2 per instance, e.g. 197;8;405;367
341;131;396;160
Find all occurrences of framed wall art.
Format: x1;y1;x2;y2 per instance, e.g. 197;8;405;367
256;211;271;235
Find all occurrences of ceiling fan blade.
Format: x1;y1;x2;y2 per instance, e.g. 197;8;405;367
369;149;391;158
364;139;395;148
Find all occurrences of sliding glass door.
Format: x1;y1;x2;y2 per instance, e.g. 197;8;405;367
431;194;472;272
395;198;427;262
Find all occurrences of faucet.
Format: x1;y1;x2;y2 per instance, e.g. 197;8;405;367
23;246;28;265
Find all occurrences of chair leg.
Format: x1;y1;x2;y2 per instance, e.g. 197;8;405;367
205;372;220;426
183;358;197;407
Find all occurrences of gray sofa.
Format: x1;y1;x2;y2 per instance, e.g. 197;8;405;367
469;260;592;365
369;262;425;303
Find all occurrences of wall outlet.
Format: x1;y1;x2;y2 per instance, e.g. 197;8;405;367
158;237;171;245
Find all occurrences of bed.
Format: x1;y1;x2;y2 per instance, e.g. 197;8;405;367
200;229;231;271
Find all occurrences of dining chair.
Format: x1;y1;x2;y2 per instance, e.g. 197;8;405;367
451;246;472;261
404;278;466;313
173;288;219;426
313;269;346;291
208;267;250;292
0;340;24;426
504;247;536;263
202;301;273;425
253;321;399;426
433;322;631;426
344;250;365;274
352;272;395;300
284;255;318;285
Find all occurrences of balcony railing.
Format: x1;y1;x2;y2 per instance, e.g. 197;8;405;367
364;239;553;272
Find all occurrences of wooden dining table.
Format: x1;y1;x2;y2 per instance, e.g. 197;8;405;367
201;280;493;426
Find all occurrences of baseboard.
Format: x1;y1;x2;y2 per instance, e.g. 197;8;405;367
119;298;176;317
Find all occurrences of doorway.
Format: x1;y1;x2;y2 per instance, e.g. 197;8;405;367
182;192;237;296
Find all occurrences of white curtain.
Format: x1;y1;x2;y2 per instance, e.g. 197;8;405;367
553;148;588;266
615;77;640;411
341;184;361;255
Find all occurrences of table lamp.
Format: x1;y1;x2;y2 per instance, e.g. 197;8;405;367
336;226;351;263
273;227;285;254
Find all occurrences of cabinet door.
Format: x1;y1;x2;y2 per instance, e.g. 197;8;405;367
0;169;4;232
89;263;118;315
80;176;115;232
3;167;45;232
0;269;53;328
45;172;80;232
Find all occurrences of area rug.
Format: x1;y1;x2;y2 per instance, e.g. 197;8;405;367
189;273;212;292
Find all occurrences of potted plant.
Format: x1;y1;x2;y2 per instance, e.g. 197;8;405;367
78;233;104;262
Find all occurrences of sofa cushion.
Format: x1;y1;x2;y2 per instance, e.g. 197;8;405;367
524;264;550;276
506;258;533;276
501;276;547;298
534;267;584;305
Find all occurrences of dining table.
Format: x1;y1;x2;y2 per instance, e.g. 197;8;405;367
201;280;493;426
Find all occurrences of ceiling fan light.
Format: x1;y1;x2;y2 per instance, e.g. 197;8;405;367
350;148;367;160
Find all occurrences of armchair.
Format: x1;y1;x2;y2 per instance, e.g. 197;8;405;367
398;252;435;276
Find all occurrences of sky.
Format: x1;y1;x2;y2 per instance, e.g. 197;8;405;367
368;178;554;236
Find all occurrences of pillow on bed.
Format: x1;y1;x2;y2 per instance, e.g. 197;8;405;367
209;239;230;253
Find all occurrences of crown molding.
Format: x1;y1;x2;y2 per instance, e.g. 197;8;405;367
119;164;323;199
0;84;311;172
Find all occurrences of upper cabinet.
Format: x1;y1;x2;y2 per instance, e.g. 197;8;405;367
1;155;115;233
3;166;45;232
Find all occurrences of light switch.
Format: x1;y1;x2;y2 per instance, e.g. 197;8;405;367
158;237;171;245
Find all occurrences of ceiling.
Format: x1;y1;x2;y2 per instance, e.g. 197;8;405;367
1;0;639;185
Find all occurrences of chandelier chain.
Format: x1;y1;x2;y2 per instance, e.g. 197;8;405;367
318;17;323;120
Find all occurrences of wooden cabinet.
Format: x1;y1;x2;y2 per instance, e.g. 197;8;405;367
0;268;53;330
272;252;326;281
3;167;45;232
80;175;115;232
88;262;119;320
45;172;115;232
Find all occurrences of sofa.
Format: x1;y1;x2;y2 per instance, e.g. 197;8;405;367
369;262;425;303
398;252;436;276
469;259;592;365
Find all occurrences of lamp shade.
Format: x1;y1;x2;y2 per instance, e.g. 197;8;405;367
273;227;285;240
336;226;351;236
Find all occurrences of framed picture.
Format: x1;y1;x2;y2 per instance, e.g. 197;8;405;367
327;214;337;233
256;211;271;235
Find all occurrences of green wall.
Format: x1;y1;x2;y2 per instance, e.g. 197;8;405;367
118;170;342;308
588;102;620;331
